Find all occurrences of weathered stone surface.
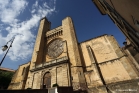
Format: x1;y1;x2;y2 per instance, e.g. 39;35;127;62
9;17;139;93
8;62;30;89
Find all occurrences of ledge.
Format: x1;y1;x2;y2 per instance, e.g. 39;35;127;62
30;56;68;72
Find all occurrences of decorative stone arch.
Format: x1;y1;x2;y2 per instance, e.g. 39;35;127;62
42;71;51;89
32;72;40;89
40;70;46;89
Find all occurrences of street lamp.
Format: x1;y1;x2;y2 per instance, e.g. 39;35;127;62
2;45;8;51
0;37;15;66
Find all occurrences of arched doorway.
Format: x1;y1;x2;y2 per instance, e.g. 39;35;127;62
43;72;51;88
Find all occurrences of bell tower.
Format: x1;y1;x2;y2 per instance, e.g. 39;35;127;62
30;17;50;69
25;17;51;88
62;17;86;89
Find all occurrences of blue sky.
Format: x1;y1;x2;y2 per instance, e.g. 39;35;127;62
0;0;125;70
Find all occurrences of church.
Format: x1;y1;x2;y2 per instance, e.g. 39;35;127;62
8;17;139;93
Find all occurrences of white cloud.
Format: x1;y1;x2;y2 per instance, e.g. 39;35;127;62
34;1;38;7
31;9;36;14
0;0;56;61
0;34;7;54
0;0;28;24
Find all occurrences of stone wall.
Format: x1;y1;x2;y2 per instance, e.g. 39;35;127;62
25;63;69;89
25;18;50;89
62;17;86;90
93;0;139;51
87;79;139;93
80;35;139;92
8;62;30;89
9;17;139;92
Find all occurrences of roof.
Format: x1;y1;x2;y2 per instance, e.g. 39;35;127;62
0;67;15;72
40;17;48;21
79;34;111;44
19;61;30;66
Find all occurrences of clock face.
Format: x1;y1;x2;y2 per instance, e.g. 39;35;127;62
47;39;63;58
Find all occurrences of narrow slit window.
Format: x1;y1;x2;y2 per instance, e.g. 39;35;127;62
22;67;26;75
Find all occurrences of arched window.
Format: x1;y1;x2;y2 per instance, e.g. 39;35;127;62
43;72;51;88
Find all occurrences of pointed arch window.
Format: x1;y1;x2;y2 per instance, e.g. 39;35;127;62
22;67;26;75
43;72;51;88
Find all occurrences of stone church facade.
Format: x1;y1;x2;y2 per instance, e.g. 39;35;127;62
8;17;139;93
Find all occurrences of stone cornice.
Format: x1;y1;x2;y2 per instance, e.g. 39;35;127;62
30;56;68;72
